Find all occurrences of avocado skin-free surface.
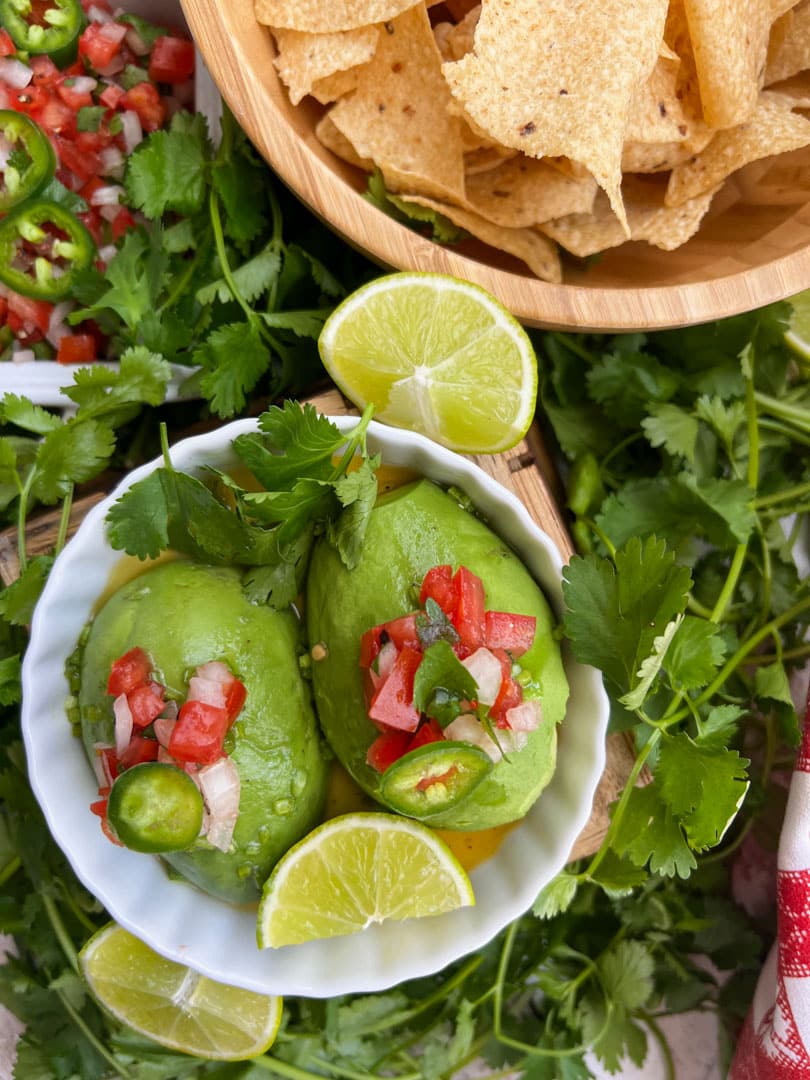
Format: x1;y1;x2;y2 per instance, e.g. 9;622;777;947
307;479;569;830
78;561;328;903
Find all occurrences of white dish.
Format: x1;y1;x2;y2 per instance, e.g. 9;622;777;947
21;416;609;996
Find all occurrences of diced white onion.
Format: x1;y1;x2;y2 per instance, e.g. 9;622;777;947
377;641;397;680
99;144;125;177
187;675;226;709
498;729;529;755
461;647;503;707
444;714;503;762
70;75;98;95
505;699;543;732
11;349;34;364
45;301;72;347
124;26;149;55
98;243;117;263
95;54;125;77
153;716;175;748
157;746;175;765
113;693;133;756
92;742;115;787
90;183;125;207
198;758;240;853
195;661;234;685
0;58;32;90
87;4;114;22
99;20;127;42
120;109;143;152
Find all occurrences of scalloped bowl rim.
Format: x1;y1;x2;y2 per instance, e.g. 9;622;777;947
21;417;609;996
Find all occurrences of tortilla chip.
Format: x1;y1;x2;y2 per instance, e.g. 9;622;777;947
441;0;668;232
272;26;379;106
767;71;810;108
328;5;466;203
682;0;775;128
464;156;597;227
311;67;368;105
666;90;810;205
444;0;479;18
541;177;717;256
622;132;714;173
444;4;479;60
766;0;810;86
625;56;699;145
255;0;422;33
315;114;374;170
733;145;810;206
400;194;562;281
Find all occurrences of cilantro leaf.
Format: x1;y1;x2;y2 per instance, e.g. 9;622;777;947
696;705;745;750
0;557;53;626
244;479;338;544
61;348;171;415
563;536;692;698
619;614;683;710
0;395;62;435
663;614;727;691
533;871;578;918
195;320;269;417
125;120;209;218
610;784;697;878
327;456;379;569
587;349;680;427
196;245;281;306
234;401;344;489
32;420;115;503
641;401;699;463
416;597;460;650
412;641;477;725
69;230;160;330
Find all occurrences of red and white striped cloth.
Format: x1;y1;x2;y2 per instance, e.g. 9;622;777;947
730;684;810;1078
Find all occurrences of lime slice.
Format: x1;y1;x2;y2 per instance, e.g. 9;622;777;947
786;289;810;360
257;811;474;948
80;923;282;1060
318;272;538;453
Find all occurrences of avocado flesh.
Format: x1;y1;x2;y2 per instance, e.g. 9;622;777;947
78;560;328;903
306;479;569;830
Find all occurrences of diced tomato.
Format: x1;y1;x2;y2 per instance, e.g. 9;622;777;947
107;646;151;696
224;679;246;722
121;81;165;131
99;82;125;109
127;682;166;729
168;700;231;765
0;29;14;56
111;207;136;240
54;134;101;180
368;645;422;733
359;613;420;668
30;55;60;87
79;23;124;70
491;674;523;729
118;733;159;769
484;611;537;657
7;293;54;336
0;298;8;327
57;80;94;110
78;209;104;245
57;333;96;364
76;127;112;153
89;797;107;817
407;717;445;752
100;815;124;845
10;85;49;117
38;96;77;137
419;564;457;615
97;745;119;782
366;728;412;773
148;36;195;84
452;567;485;650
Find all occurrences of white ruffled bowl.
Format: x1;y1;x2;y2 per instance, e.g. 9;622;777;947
21;416;609;996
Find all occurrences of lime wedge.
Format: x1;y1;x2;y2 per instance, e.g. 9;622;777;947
786;289;810;360
318;272;538;453
257;811;474;948
80;923;282;1060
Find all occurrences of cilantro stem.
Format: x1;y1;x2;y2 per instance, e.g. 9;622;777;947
0;854;20;886
16;465;36;574
639;1011;675;1080
54;986;133;1080
54;485;73;557
253;1055;410;1080
747;642;810;665
355;954;483;1035
758;417;810;447
330;403;375;478
754;390;810;434
547;332;596;364
308;1058;421;1080
158;238;207;314
754;480;810;508
601;431;644;471
209;188;255;325
710;544;747;624
41;893;79;975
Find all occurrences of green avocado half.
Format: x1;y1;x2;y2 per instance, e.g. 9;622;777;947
76;560;329;903
306;479;569;830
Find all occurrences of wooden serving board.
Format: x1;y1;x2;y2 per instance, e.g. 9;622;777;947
0;388;634;862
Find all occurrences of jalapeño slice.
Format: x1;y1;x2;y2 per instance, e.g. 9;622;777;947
379;741;492;821
0;197;95;300
106;762;204;854
0;111;55;212
0;0;84;66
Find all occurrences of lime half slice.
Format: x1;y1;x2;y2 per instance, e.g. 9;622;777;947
319;272;538;453
257;811;474;948
80;923;282;1060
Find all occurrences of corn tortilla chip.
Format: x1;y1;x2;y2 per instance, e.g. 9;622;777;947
767;71;810;108
328;5;466;203
441;0;668;233
666;90;810;205
463;156;597;228
626;56;698;145
255;0;422;33
444;0;479;18
315;114;374;170
400;194;562;281
766;1;810;86
464;145;518;174
622;131;714;174
682;0;774;128
541;178;717;256
272;26;379;106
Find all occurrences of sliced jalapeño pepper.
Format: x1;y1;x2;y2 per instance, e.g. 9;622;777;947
0;110;55;212
106;763;204;854
0;197;95;300
379;741;493;820
0;0;84;66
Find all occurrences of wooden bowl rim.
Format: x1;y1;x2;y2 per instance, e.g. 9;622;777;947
182;0;810;332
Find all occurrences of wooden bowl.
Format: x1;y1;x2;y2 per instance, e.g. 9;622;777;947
181;0;810;332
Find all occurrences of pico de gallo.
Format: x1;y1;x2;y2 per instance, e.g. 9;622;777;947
90;647;247;854
359;563;544;819
0;0;193;363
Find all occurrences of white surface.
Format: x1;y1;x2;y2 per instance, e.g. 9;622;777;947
21;416;610;997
